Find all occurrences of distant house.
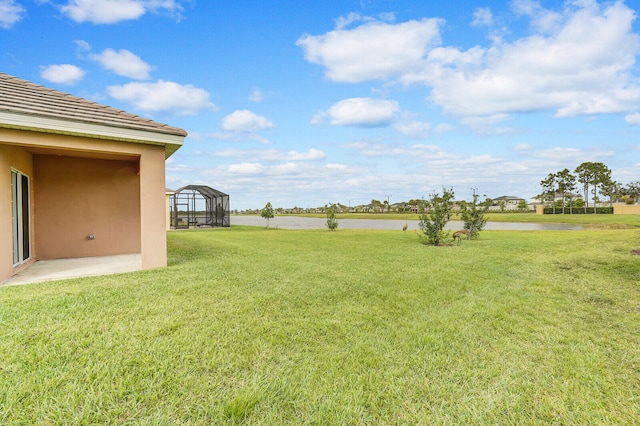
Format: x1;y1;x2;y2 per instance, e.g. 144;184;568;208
0;72;186;283
530;191;582;205
491;195;527;211
493;195;525;204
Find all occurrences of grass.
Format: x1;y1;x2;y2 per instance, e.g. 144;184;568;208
277;211;640;228
1;225;640;424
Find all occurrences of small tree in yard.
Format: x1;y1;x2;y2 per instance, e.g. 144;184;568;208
517;199;528;211
261;202;274;229
418;187;454;246
326;203;338;231
460;191;489;239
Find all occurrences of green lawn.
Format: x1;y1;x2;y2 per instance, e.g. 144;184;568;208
277;211;640;228
1;226;640;424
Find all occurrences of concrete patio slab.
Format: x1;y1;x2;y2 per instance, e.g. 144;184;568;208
1;254;142;287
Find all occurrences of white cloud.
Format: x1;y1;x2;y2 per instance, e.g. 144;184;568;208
107;80;216;115
434;123;454;134
165;163;194;173
61;0;146;23
39;64;85;85
511;0;562;34
534;147;615;162
198;160;368;208
226;163;266;174
208;132;271;144
534;147;584;161
297;16;442;83
272;162;303;175
221;110;275;133
324;163;349;170
91;48;152;79
344;141;519;182
301;2;640;126
471;7;493;27
207;147;325;162
0;0;25;29
146;0;183;19
334;12;363;30
59;0;183;24
310;110;327;126
345;141;407;157
73;39;91;51
395;120;431;139
249;88;265;102
625;113;640;125
513;143;533;152
322;98;400;127
284;148;325;161
173;139;593;209
423;1;639;119
460;114;514;135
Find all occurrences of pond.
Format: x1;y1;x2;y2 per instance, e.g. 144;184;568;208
230;215;582;231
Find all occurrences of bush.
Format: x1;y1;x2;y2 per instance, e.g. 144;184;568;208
326;204;338;231
261;202;274;228
418;188;454;245
460;193;489;239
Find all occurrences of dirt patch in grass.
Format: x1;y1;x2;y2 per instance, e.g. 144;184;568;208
631;249;640;256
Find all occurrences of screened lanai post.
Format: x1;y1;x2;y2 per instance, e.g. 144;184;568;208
190;188;196;227
207;197;214;226
172;192;177;229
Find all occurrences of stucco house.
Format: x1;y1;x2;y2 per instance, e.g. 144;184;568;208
0;72;187;283
491;195;527;210
530;191;582;205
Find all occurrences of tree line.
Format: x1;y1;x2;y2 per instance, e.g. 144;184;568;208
540;162;639;214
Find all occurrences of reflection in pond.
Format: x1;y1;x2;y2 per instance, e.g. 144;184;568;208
230;216;582;231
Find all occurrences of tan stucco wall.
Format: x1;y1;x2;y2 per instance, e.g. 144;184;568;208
1;127;170;282
139;148;168;269
613;203;640;215
34;155;141;259
0;144;36;281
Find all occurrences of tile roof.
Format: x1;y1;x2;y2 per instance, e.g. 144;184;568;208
0;72;187;138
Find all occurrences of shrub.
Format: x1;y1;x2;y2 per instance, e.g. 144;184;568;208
460;193;489;239
418;188;454;245
326;204;338;231
261;202;274;228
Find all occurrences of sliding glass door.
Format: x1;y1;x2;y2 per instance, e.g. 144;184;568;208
11;169;30;266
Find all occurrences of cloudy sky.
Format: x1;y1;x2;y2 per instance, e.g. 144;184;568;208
2;0;639;209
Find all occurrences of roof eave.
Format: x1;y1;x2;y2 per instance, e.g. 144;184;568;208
0;110;185;158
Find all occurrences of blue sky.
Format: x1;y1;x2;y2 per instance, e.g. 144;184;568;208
2;0;639;209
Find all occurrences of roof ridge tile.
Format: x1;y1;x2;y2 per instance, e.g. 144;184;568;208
0;72;187;137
